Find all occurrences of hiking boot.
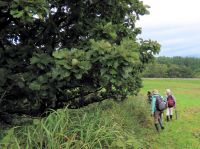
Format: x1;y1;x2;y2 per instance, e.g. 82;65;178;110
158;119;164;130
161;126;165;130
155;124;160;132
166;116;169;122
170;115;172;120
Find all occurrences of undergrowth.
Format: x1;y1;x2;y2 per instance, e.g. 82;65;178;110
0;95;153;149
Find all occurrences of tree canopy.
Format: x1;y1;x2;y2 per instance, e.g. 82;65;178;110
142;56;200;78
0;0;160;123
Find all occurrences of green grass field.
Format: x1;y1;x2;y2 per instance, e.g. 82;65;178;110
141;78;200;149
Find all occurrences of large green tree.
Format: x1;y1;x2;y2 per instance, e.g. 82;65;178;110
0;0;160;123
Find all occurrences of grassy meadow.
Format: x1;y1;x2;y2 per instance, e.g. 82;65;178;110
141;78;200;149
0;78;200;148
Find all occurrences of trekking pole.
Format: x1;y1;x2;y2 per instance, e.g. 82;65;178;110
175;108;178;120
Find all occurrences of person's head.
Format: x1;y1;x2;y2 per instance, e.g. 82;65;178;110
147;91;151;95
152;89;159;95
166;89;172;96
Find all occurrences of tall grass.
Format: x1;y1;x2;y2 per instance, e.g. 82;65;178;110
0;95;153;149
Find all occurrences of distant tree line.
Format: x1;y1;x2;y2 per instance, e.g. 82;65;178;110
142;56;200;78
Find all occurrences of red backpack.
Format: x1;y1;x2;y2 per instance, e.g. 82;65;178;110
167;95;175;108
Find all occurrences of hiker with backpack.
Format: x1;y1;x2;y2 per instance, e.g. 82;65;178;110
151;89;167;132
165;89;176;121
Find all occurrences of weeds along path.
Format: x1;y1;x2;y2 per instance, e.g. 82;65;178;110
141;78;200;149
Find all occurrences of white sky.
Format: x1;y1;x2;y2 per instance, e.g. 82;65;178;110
137;0;200;57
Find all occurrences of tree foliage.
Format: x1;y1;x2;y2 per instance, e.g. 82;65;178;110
157;56;200;71
0;0;160;123
142;63;168;78
142;56;200;78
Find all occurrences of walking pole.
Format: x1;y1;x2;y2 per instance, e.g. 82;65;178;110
175;108;178;120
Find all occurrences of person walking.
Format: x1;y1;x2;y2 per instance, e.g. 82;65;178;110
151;89;166;132
165;89;176;121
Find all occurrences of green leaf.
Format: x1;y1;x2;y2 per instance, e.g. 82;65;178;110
12;10;24;18
56;60;72;69
110;78;116;83
110;69;117;75
38;75;48;83
30;56;40;64
29;82;41;90
63;64;72;70
63;71;70;78
100;68;107;76
53;49;69;59
56;60;67;65
75;73;82;79
79;61;92;70
113;61;119;69
110;32;117;39
52;67;60;79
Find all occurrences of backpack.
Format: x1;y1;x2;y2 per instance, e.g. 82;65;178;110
167;95;175;108
156;95;167;111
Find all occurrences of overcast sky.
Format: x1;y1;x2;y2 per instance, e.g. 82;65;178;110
137;0;200;57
